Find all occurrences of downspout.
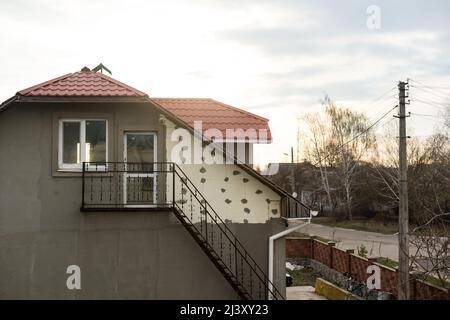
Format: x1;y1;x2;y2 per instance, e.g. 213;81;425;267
268;217;311;300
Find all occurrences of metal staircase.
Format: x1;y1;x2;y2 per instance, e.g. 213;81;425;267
171;163;284;300
81;162;285;300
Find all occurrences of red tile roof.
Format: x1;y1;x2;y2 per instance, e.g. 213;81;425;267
19;69;147;97
16;69;271;142
152;98;272;141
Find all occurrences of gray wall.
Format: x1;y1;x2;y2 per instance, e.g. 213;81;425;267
0;101;285;299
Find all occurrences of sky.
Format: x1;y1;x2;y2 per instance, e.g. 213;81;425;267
1;0;449;164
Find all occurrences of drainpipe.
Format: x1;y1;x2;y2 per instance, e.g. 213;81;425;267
268;217;311;300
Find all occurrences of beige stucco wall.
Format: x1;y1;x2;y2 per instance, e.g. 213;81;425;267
164;119;282;224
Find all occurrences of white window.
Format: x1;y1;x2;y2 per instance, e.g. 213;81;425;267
58;119;108;171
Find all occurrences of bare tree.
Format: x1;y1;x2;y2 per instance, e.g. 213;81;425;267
371;122;450;289
324;98;376;220
302;111;335;214
408;134;450;289
301;96;376;219
445;104;450;130
371;121;426;204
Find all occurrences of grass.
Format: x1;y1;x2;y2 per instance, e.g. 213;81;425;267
289;266;321;287
376;257;399;269
311;217;398;235
376;258;449;289
419;275;450;289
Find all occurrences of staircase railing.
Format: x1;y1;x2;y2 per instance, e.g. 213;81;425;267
81;161;285;299
171;163;284;300
285;194;312;220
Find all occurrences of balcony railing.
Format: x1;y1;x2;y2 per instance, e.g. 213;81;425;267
81;162;174;211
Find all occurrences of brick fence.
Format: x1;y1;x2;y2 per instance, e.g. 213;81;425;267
286;237;449;300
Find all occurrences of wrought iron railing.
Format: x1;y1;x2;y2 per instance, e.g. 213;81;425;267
285;195;312;219
81;162;173;210
171;163;285;300
81;162;285;300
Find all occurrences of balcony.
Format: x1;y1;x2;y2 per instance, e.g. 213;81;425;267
81;161;311;221
81;162;174;211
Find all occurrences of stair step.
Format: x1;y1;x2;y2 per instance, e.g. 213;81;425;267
173;207;274;301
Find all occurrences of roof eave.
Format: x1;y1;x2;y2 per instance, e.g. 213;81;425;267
209;138;273;144
0;95;18;113
14;95;149;103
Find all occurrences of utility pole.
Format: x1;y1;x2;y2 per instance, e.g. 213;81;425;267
284;147;296;195
291;146;294;164
397;80;410;300
290;147;295;195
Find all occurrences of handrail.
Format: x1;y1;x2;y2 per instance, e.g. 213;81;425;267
173;170;269;297
287;193;312;211
236;163;312;212
172;163;285;300
82;161;286;299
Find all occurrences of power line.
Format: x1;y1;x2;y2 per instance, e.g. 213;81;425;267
410;78;450;91
379;116;396;129
410;85;450;101
410;98;449;110
365;86;398;106
340;86;397;120
361;87;398;120
296;87;397;164
365;95;398;121
410;112;448;125
311;104;398;166
409;112;442;118
410;79;450;96
410;92;450;105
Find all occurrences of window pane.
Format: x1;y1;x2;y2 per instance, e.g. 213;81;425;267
63;122;80;164
126;134;154;163
86;120;106;162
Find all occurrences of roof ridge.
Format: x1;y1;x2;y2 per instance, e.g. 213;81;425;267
93;72;148;97
151;97;269;122
18;73;73;95
152;97;210;100
208;98;269;122
18;70;148;97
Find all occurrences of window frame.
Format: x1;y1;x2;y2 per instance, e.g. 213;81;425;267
58;119;108;172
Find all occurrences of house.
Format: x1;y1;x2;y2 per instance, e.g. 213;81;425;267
0;65;310;299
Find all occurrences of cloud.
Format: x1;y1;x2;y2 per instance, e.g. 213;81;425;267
0;0;449;164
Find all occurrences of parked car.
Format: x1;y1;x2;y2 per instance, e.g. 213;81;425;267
286;273;293;287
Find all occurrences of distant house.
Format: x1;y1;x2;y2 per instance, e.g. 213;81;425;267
0;66;310;299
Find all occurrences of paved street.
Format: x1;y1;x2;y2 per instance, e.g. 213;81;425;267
286;286;327;300
299;223;415;261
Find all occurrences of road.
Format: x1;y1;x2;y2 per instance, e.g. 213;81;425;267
299;223;415;261
286;286;327;300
